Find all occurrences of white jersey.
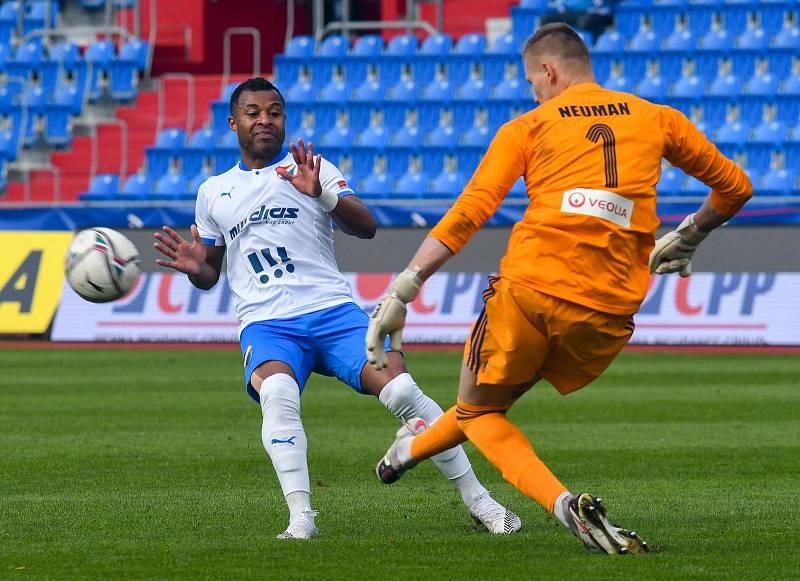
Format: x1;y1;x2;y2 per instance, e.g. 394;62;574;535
195;151;357;334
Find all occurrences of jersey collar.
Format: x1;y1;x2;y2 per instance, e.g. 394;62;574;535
238;149;290;171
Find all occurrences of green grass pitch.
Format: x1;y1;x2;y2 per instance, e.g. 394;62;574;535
1;348;799;580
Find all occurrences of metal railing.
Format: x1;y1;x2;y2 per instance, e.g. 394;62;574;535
311;0;442;43
222;27;261;90
155;73;195;146
89;118;128;188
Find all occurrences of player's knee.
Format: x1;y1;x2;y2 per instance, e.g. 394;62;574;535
378;373;428;419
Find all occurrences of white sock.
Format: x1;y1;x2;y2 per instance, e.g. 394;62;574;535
553;491;573;528
260;373;312;520
379;373;485;504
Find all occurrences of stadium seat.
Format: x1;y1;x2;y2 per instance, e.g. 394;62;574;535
352;79;384;102
657;167;684;195
716;121;750;145
122;173;151;196
593;31;625;53
49;41;80;66
386;34;418;56
772;27;800;50
286;80;315;102
637;76;667;99
760;168;795;194
285;36;315;58
487;33;515;55
426;125;456;147
359;172;394;199
351;34;383;56
736;28;769;50
394;171;427;197
188;171;212;194
461;125;491;147
629;30;659;52
14;40;44;64
751;120;787;144
89;174;120;196
683;176;708;194
456;79;489;101
318;80;349;103
781;74;800;95
386;79;418;102
698;29;734;51
391;127;423;147
454;33;486;55
321;126;353;146
318;35;349;57
707;74;741;96
743;73;779;96
430;170;466;197
118;38;149;71
605;74;633;93
155;173;187;197
672;75;704;97
508;177;526;199
420;34;452;55
492;78;526;100
663;30;694;52
45;106;71;148
421;79;454;101
358;125;390;147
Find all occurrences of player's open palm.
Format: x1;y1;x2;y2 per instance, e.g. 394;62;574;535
154;225;207;275
278;138;323;199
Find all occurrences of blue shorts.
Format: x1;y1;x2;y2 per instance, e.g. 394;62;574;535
239;301;391;403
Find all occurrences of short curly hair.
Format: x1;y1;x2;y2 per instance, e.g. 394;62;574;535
229;77;286;117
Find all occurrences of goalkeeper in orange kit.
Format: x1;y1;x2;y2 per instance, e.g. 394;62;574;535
365;23;752;554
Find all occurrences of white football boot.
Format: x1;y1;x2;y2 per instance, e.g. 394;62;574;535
468;492;523;534
375;418;425;484
276;510;319;540
564;493;648;554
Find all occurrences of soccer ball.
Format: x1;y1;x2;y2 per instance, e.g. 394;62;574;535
65;228;142;303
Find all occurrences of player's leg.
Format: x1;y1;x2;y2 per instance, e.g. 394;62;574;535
241;322;317;540
361;353;522;534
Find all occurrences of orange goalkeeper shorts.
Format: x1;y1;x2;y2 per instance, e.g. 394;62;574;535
463;277;635;395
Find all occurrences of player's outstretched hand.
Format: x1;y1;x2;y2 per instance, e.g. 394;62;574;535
366;268;423;370
278;138;323;199
154;225;207;275
649;213;708;277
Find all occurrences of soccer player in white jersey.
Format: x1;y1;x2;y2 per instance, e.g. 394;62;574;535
153;78;520;539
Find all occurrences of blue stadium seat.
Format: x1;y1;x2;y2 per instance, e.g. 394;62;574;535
430;170;466;197
487;33;516;55
286;80;315;102
420;34;452;55
351;34;383;56
358;125;390;147
321;126;353;146
605;74;633;93
672;75;704;97
180;128;216;175
698;29;734;51
394;171;427;197
386;34;418;56
386;79;418;101
683;176;708;194
156;128;186;149
716;120;750;145
629;30;659;52
25;1;58;36
155;172;187;197
318;80;349;103
637;76;667;99
117;38;148;73
146;129;186;175
772;27;800;50
593;31;626;53
461;125;491;147
751;120;787;144
456;79;489;101
508;177;526;199
188;171;213;195
492;78;526;100
455;33;485;55
89;174;120;196
707;74;741;96
760;169;795;195
285;35;315;57
122;173;151;196
781;74;800;95
45;106;71;148
359;172;394;199
663;30;694;51
352;79;384;102
23;84;47;111
391;128;423;148
48;41;80;66
426;125;456;147
743;73;779;96
86;39;115;101
318;35;349;57
421;79;454;101
736;28;769;50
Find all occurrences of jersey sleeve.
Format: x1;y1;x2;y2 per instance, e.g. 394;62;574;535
194;182;225;246
659;105;752;217
319;157;355;198
428;120;527;254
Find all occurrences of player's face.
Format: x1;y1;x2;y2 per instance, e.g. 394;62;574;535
230;90;286;159
524;55;556;104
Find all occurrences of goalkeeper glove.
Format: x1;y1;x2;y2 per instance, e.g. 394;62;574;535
366;266;422;370
649;213;709;277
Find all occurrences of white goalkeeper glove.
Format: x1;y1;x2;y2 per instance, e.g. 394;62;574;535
365;266;422;370
649;213;709;277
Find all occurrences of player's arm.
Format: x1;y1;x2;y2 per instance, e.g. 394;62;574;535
329;194;377;239
650;107;753;276
154;225;225;290
366;123;526;369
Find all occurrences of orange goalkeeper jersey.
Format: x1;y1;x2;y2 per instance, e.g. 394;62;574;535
429;82;752;315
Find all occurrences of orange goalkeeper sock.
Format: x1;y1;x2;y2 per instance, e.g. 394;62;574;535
456;399;567;512
409;406;468;461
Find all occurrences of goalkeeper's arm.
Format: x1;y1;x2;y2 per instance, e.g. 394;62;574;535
365;237;454;369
